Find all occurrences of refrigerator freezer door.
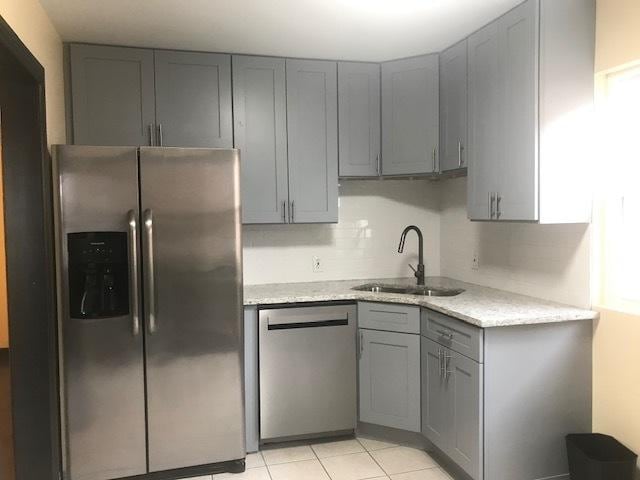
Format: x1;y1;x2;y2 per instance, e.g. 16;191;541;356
54;145;146;480
139;147;245;471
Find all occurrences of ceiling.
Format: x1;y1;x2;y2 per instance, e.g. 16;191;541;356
40;0;524;62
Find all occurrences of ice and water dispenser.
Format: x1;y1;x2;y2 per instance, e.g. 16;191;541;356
67;232;130;319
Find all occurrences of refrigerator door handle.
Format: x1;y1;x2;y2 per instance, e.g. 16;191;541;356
143;208;157;334
128;210;141;336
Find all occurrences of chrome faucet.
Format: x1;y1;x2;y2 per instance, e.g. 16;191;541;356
398;225;425;286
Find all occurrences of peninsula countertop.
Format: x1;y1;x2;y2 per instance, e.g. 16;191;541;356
243;277;598;328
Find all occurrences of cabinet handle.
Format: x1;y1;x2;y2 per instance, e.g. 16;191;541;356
443;350;452;381
157;123;163;147
148;124;155;146
458;140;463;167
290;200;295;223
359;330;364;359
432;147;437;173
438;347;443;380
436;329;454;341
489;192;495;219
376;154;381;176
496;194;502;219
282;200;287;223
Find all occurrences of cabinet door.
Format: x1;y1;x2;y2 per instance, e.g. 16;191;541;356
359;329;421;432
440;40;468;172
286;59;339;223
467;21;501;220
381;55;439;175
338;62;381;177
421;337;452;452
154;51;232;147
450;351;483;480
69;44;156;146
497;0;538;221
233;55;288;224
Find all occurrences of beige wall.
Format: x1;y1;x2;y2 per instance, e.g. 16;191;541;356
596;0;640;73
0;0;65;146
593;0;640;472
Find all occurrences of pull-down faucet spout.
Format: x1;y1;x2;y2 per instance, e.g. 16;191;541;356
398;225;425;286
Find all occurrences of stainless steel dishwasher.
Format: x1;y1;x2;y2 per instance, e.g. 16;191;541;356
259;303;357;442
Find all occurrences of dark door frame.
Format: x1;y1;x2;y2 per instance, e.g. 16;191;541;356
0;13;59;480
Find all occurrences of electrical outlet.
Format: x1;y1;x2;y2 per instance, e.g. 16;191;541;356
472;251;480;271
312;256;323;273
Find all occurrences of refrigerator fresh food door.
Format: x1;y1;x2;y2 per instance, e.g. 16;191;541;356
54;145;146;480
139;147;245;471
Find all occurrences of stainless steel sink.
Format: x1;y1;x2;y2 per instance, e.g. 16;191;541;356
352;283;465;297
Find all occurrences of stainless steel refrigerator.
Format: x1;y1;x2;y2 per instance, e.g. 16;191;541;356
53;146;245;480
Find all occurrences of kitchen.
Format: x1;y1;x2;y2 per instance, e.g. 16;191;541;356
0;1;638;480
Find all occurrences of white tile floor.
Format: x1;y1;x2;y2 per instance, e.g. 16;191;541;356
205;437;453;480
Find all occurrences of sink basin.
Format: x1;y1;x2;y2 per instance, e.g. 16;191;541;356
353;283;465;297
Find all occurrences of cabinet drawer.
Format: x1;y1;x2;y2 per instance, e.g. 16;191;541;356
421;309;483;362
358;302;420;334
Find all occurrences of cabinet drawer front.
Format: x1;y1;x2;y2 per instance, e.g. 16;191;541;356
421;309;483;362
358;302;420;334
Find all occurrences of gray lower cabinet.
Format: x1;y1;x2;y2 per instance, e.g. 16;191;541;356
68;44;156;146
286;59;339;223
381;54;439;176
439;39;468;172
338;62;381;177
358;328;421;432
232;55;288;224
154;51;232;148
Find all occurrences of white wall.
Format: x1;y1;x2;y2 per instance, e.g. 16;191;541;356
243;179;441;285
440;177;591;308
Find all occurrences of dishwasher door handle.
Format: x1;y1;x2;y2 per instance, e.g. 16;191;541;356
267;318;348;330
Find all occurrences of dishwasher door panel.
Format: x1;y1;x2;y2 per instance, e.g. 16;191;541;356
259;304;357;441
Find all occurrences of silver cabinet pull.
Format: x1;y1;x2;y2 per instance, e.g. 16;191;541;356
443;350;452;380
489;192;495;219
157;123;163;147
359;330;364;359
496;194;502;219
290;200;295;223
438;347;444;379
127;210;140;336
143;209;157;334
436;329;454;340
432;147;437;173
375;154;380;176
148;124;155;146
282;200;287;223
458;140;463;167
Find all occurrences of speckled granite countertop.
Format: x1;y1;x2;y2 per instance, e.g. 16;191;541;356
243;277;597;328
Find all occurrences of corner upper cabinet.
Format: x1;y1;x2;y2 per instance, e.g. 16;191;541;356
338;62;381;177
467;0;595;223
286;59;339;223
232;55;288;224
439;40;468;172
69;44;156;146
154;51;232;147
381;55;439;176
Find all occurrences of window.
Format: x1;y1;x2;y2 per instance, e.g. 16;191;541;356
595;65;640;311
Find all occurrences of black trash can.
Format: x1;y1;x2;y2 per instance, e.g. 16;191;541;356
566;433;638;480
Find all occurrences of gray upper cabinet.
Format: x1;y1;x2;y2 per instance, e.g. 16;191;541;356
286;59;339;223
338;62;381;177
69;44;156;146
467;0;594;223
439;40;468;172
359;329;421;432
232;55;288;224
381;54;439;176
154;51;232;148
467;20;501;221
